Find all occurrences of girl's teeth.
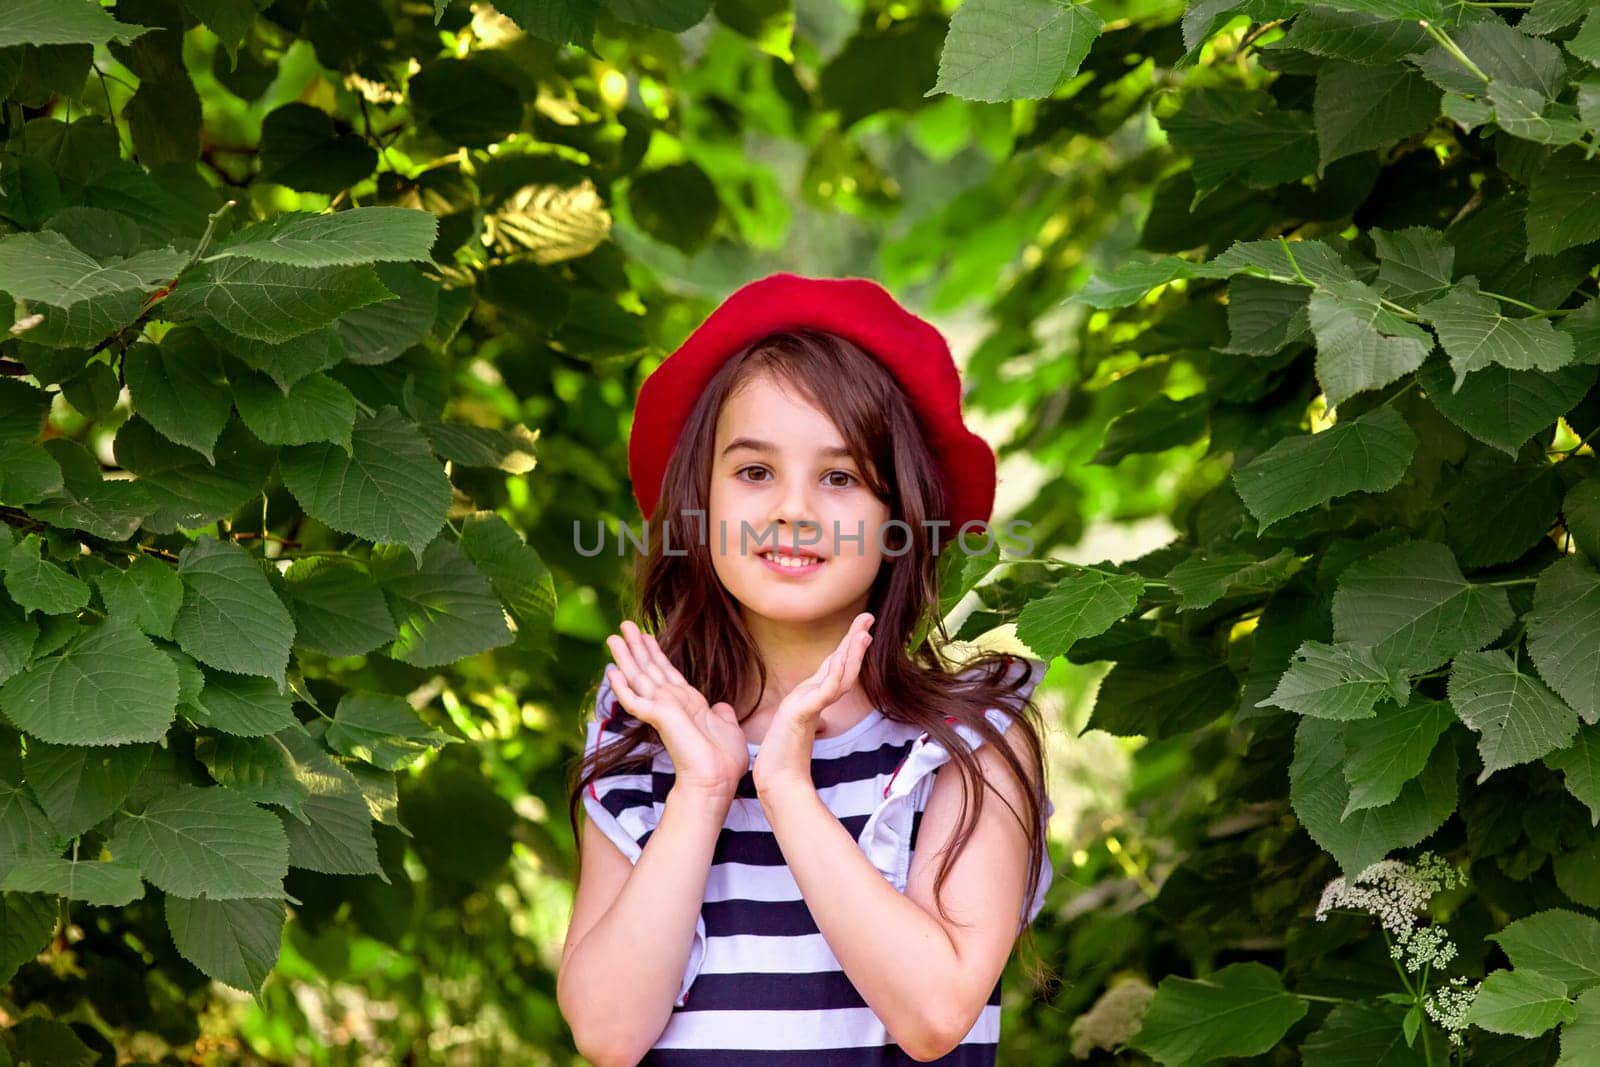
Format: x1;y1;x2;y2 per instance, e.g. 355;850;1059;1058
765;553;819;568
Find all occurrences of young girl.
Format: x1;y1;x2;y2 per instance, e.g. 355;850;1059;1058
558;273;1055;1065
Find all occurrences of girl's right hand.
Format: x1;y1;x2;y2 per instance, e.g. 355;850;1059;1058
604;620;749;803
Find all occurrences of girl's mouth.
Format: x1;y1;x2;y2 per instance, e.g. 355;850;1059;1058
758;551;826;576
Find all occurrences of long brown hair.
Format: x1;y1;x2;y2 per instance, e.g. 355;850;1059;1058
566;327;1056;989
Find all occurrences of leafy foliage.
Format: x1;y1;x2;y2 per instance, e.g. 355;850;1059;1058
2;0;1598;1063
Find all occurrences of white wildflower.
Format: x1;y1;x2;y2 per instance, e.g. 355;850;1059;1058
1424;975;1479;1045
1314;851;1468;939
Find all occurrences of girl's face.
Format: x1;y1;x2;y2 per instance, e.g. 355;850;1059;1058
707;371;891;627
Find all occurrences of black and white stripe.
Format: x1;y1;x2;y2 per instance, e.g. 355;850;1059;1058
580;657;1051;1064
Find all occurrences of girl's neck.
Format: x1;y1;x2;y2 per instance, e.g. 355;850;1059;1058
735;606;875;739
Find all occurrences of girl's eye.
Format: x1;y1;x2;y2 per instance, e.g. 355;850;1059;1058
735;466;858;488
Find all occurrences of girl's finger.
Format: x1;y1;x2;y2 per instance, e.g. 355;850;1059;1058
622;621;668;684
607;666;654;724
607;632;644;679
643;632;686;684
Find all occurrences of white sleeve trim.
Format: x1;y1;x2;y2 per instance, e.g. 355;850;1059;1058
854;656;1054;933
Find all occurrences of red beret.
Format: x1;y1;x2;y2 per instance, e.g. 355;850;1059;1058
628;272;997;533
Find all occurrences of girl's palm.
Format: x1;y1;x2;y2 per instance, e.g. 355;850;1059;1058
604;621;748;798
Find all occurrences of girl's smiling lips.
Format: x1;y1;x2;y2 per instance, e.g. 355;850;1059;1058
757;549;827;576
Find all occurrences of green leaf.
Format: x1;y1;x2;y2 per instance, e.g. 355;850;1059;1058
325;691;454;771
163;257;394;343
1487;82;1587;147
0;379;51;446
1161;89;1318;206
183;0;272;69
231;369;357;450
1163;547;1297;610
272;726;383;878
1448;648;1580;782
0;441;65;505
277;557;398;658
1277;7;1429;65
111;413;274;534
1307;277;1434;408
1417;355;1596;457
1289;714;1459;875
1526;556;1600;725
376;537;514;667
1372;226;1454;304
186;667;298;737
458;511;556;652
124;329;233;463
2;533;89;615
1091;394;1210;465
1520;0;1590;35
1545;726;1600;825
0;598;39;686
165;894;285;996
1210;237;1356;287
1257;640;1399;721
0;614;179;745
0;230;182;307
1313;60;1439;172
1126;961;1309;1065
1489;910;1600;995
23;740;153;838
1298;1001;1431;1066
1087;655;1240;739
1342;698;1456;815
1412;20;1564;97
255;103;378;194
194;730;312;819
928;0;1103;102
1417;276;1576;387
1571;8;1600;65
1013;565;1145;660
1233;403;1417;528
0;892;59;986
1464;968;1576;1037
1072;255;1209;309
423;421;539;473
109;783;290;899
0;856;144;906
0;0;155;47
1312;0;1446;19
1527;150;1600;257
92;554;183;641
204;320;344;391
490;0;597;45
207;207;439;267
1560;988;1600;1066
1330;540;1515;674
279;405;451;564
1221;276;1310;355
0;778;68;869
626;162;721;255
608;0;711;31
337;262;439;365
172;536;295;687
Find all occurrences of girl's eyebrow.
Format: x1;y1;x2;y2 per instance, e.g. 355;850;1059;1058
720;436;853;460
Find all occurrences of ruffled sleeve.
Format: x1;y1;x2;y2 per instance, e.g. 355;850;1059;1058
580;671;707;1008
855;655;1054;933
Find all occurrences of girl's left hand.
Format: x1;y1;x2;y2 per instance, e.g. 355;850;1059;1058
751;612;874;793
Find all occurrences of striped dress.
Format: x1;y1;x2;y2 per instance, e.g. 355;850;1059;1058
580;656;1054;1064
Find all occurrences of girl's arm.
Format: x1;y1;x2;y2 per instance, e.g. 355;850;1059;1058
756;728;1041;1063
558;784;733;1067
